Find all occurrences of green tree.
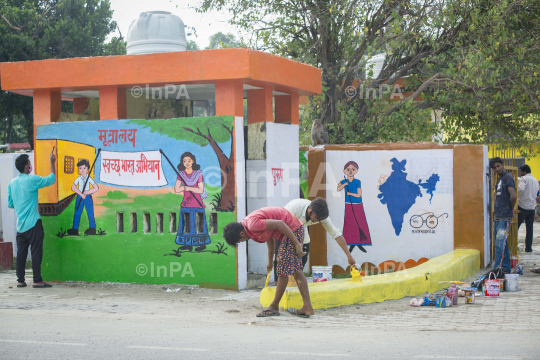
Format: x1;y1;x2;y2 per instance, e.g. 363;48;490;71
0;0;123;147
197;0;540;153
186;40;200;50
206;31;242;49
129;117;236;212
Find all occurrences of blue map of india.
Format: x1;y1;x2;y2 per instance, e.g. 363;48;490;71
378;158;440;235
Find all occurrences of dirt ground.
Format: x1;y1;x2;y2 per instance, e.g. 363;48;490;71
2;223;538;319
1;223;539;360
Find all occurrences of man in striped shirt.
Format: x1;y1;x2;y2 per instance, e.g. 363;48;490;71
518;165;539;253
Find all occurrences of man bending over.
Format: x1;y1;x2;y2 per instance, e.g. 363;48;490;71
223;207;313;318
281;197;356;275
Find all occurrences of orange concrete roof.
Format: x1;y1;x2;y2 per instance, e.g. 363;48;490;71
0;49;321;96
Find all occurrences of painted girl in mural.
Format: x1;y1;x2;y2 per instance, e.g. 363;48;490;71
174;152;210;251
337;161;372;253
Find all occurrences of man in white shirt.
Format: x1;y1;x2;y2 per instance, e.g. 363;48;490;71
518;165;539;252
67;159;100;236
275;198;356;277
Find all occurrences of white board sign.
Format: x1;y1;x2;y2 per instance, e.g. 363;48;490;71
99;150;167;187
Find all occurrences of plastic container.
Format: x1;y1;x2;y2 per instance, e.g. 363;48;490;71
511;256;519;269
435;295;446;308
449;284;458;305
504;274;519;292
464;290;475;304
484;273;500;298
126;11;187;55
312;266;332;282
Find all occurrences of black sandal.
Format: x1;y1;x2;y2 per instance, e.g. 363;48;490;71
17;283;27;288
33;283;53;288
256;309;280;317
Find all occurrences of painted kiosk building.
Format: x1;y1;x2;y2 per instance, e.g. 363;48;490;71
0;47;321;290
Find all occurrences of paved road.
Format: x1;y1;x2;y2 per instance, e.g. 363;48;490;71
0;225;539;359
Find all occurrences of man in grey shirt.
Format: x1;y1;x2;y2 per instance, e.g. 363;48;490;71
490;157;517;272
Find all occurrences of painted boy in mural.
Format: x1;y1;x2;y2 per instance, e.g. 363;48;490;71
223;207;311;318
174;152;210;251
67;160;99;236
337;161;372;253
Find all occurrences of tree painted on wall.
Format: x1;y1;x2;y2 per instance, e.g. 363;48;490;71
129;117;236;212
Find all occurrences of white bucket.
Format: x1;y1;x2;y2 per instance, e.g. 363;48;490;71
312;266;332;283
504;274;519;292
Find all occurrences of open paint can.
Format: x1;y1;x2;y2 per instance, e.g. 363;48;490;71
462;287;477;304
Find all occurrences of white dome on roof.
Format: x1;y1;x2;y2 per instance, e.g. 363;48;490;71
126;11;187;55
366;53;386;79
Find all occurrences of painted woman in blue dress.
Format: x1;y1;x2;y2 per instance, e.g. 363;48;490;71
174;152;210;251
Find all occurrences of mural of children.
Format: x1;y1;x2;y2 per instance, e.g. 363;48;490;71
337;161;372;253
174;152;210;251
67;160;99;236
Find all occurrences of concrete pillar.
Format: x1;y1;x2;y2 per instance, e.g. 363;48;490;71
215;81;243;117
247;88;273;124
33;90;62;127
33;90;61;172
99;87;127;120
246;88;273;160
275;94;299;124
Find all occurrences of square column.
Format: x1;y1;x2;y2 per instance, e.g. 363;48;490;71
33;90;61;178
246;87;273;124
246;88;272;160
99;87;127;120
275;94;299;124
215;81;243;117
33;90;61;127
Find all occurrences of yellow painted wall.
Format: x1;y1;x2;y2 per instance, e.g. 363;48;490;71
57;140;96;201
36;139;96;204
488;143;540;179
35;139;58;204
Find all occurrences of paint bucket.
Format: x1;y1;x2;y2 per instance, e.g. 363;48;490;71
484;273;500;298
465;291;475;304
312;266;332;282
504;274;519;292
462;287;477;304
511;256;519;269
287;275;297;287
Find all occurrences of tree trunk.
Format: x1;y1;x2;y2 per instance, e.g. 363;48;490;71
207;137;236;212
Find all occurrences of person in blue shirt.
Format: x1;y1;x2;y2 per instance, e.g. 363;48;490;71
8;153;57;288
337;161;372;253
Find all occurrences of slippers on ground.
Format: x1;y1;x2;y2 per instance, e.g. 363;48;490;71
32;283;53;288
287;308;310;318
256;309;280;317
530;269;540;274
17;283;27;288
